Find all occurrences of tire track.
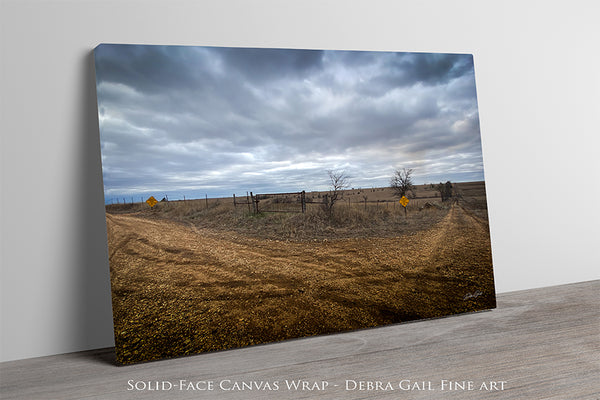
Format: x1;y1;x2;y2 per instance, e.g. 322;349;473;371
107;205;491;298
106;205;495;364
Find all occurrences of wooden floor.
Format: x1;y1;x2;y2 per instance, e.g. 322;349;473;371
1;280;598;399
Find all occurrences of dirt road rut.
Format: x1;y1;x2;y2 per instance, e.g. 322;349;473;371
106;205;495;364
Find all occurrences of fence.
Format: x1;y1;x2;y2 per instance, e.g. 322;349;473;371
233;192;256;214
234;191;306;214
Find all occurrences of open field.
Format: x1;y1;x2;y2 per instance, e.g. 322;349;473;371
106;182;489;241
107;182;488;211
106;182;494;364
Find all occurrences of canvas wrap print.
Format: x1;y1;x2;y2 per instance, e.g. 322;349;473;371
94;44;496;365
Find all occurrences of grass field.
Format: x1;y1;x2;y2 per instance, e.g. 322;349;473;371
105;181;495;364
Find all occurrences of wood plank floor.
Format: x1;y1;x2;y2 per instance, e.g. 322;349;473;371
1;280;598;399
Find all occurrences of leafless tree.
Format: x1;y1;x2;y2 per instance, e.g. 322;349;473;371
436;181;453;202
323;169;350;215
390;168;415;198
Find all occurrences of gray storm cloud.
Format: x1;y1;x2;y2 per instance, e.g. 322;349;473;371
94;44;485;201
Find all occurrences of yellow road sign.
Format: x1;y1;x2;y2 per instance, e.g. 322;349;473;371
399;196;409;207
146;196;158;208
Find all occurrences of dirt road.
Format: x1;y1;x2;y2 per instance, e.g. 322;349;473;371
106;205;495;364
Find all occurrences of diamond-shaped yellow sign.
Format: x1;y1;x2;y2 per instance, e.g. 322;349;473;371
399;196;409;207
146;196;158;208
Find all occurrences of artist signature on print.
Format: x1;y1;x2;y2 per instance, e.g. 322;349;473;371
463;290;483;300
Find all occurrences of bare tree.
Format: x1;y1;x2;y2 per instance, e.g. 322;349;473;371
436;181;453;202
390;168;415;198
323;169;350;215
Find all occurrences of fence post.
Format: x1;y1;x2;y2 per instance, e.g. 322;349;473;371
301;190;306;213
205;194;208;209
233;194;236;207
246;192;251;214
250;192;256;214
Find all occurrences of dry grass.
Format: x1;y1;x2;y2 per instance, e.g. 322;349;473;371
149;201;448;241
106;184;488;242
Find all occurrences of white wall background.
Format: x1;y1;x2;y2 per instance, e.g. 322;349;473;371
1;0;598;363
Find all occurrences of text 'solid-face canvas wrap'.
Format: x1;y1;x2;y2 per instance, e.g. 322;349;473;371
94;44;496;364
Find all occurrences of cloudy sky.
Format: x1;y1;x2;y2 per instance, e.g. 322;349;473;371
94;44;485;202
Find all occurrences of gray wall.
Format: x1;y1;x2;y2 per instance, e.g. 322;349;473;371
1;0;598;362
